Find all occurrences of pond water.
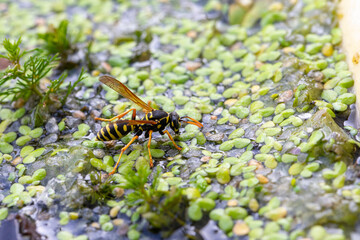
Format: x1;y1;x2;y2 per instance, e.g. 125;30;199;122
0;0;360;240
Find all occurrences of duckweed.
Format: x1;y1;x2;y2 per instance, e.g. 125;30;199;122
0;208;8;221
233;138;251;149
230;163;245;176
234;106;250;119
188;203;202;221
13;108;25;120
0;142;13;154
16;135;32;146
58;120;65;131
29;128;44;138
30;148;46;158
0;0;358;239
249;113;263;124
149;149;165;158
59;212;70;225
32;168;46;181
332;174;346;189
0;109;13;120
82;140;105;148
197;198;216;211
264;127;281;136
90;158;107;171
2;132;16;142
240;177;259;187
185;188;201;200
259;107;275;117
73;124;90;139
289;163;304;176
322;169;338;180
309;225;327;240
20;146;34;157
281;154;298;163
128;229;140;240
216;167;231;184
219;214;234;232
265;157;277;169
18;175;33;184
225;207;248;220
219;140;234;151
336;93;356;105
102;222;114;231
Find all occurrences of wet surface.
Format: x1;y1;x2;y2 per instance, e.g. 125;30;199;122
0;0;360;240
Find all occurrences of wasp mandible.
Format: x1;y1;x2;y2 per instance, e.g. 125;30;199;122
95;75;203;175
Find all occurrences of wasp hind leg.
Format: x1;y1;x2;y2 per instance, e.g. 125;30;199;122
147;130;154;168
109;135;139;175
95;108;137;122
163;130;182;151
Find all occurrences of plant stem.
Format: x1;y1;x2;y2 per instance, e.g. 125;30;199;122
140;186;152;203
140;187;186;227
31;85;44;99
163;208;186;226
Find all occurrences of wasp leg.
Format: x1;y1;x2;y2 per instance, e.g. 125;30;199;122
147;130;154;168
163;130;182;151
95;108;137;122
109;135;139;175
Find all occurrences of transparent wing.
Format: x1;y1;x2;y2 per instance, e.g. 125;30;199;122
100;75;153;112
116;119;157;125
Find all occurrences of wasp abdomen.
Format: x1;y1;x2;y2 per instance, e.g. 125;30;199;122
96;122;133;141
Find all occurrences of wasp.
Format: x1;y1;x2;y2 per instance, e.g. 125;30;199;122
95;75;203;175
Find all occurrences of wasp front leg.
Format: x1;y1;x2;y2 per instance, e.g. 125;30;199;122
163;130;182;151
94;108;137;122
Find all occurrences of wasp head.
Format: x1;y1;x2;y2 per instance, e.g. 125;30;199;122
169;112;180;134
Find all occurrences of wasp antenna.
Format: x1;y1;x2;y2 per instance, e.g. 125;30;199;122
180;116;203;128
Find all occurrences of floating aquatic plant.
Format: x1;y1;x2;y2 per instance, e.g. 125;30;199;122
0;0;359;240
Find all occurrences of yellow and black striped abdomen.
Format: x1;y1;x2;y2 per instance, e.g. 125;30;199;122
96;122;133;141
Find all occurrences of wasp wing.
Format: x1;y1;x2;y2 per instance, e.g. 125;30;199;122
116;119;157;125
100;75;154;112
